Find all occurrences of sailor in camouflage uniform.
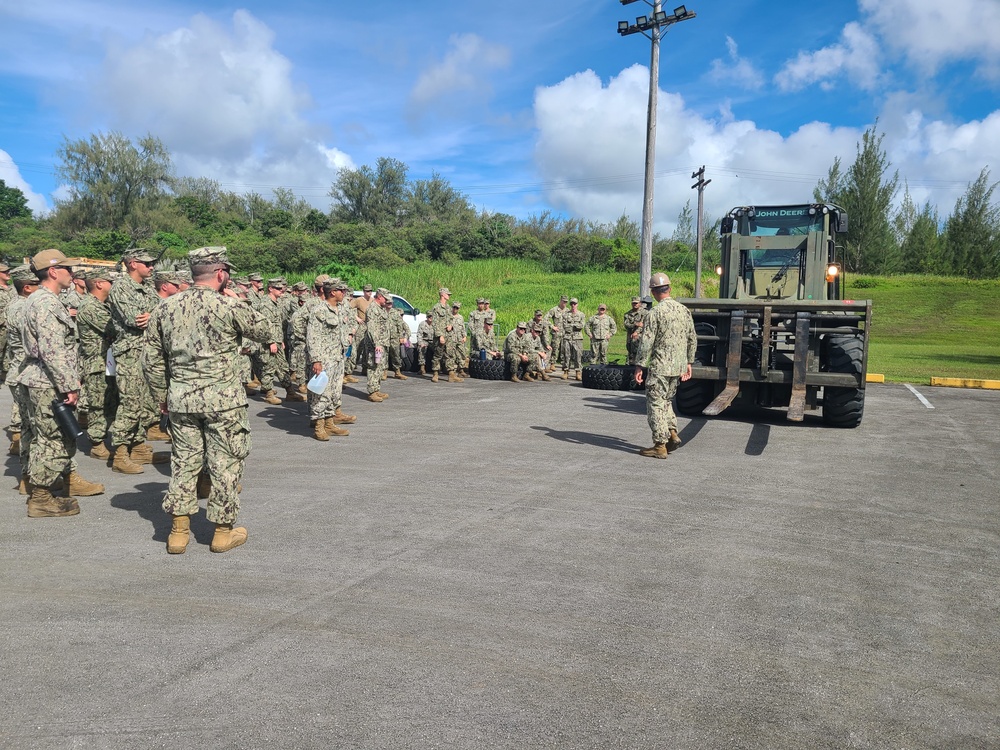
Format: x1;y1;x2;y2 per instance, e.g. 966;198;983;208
544;295;568;372
623;296;647;365
446;302;466;381
416;315;435;374
15;249;104;517
428;287;455;382
363;288;393;401
634;273;697;459
586;303;618;365
143;247;272;553
76;268;118;460
560;298;586;380
108;248;162;474
6;265;39;489
257;277;304;405
305;278;356;439
387;302;410;380
470;319;501;359
504;322;535;382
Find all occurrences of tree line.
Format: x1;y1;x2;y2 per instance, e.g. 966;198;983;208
0;128;996;278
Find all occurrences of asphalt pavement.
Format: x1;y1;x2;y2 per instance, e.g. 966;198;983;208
1;375;998;749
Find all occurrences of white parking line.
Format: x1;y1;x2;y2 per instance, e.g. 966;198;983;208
905;384;935;409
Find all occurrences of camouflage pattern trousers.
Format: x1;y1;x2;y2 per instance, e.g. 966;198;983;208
346;323;367;373
561;338;583;371
430;339;450;374
289;342;307;385
259;349;292;392
7;383;21;433
111;347;157;448
20;385;77;487
367;344;387;395
9;383;28;464
626;336;641;366
82;371;119;445
645;372;680;444
551;332;564;366
591;339;609;364
162;406;251;525
308;350;346;421
387;342;404;373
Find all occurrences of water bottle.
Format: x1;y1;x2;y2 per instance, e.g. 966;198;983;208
307;370;329;395
480;348;486;360
345;344;352;358
52;399;84;443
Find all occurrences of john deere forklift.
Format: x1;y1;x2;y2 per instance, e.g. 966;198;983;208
676;203;871;427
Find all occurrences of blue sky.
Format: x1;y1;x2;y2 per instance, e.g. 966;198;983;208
2;0;999;236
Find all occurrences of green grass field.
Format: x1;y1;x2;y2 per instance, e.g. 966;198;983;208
287;260;1000;384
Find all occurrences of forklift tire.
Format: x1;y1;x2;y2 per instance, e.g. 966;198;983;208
822;334;865;428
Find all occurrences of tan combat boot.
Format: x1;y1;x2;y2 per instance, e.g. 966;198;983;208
575;371;582;381
112;445;144;474
297;383;308;394
539;371;552;382
262;390;282;405
431;371;439;383
393;369;408;380
210;523;248;553
332;408;356;425
131;442;170;465
639;443;668;459
90;442;111;460
27;486;79;518
448;371;463;383
167;515;191;554
146;424;171;442
344;374;360;384
8;432;20;456
311;420;329;441
286;388;306;402
666;429;683;452
561;370;569;380
246;377;261;390
524;372;536;382
68;471;105;497
510;373;521;383
289;371;299;383
197;470;212;499
367;392;385;402
419;364;426;376
323;418;349;437
18;472;31;496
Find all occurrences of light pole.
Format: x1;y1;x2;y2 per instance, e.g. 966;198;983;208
617;2;696;297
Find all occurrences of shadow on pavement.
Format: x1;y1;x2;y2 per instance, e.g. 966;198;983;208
108;480;207;543
581;394;646;415
530;425;640;454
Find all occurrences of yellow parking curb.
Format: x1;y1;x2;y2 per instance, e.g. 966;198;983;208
930;377;1000;390
866;373;884;383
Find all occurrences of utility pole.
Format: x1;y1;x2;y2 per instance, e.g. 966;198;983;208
617;3;696;297
691;165;711;297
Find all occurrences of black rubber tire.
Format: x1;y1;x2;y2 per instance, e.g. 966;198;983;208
582;364;628;390
822;334;865;428
675;321;717;415
582;350;594;364
468;358;507;381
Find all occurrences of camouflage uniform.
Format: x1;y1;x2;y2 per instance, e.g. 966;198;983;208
364;294;392;395
6;285;32;462
257;290;293;394
623;302;648;365
545;301;568;368
288;302;311;386
0;280;12;382
470;326;499;358
561;308;586;373
417;318;435;371
637;298;697;443
387;306;408;373
504;326;535;379
14;287;81;487
467;301;487;342
429;300;452;375
108;267;160;449
586;311;618;365
306;298;350;421
346;293;372;374
144;280;271;525
447;308;466;373
76;292;118;446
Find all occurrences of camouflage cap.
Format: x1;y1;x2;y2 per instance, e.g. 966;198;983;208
123;248;157;263
363;283;373;292
314;274;330;286
375;287;391;298
0;261;10;273
476;297;486;304
532;323;545;333
233;276;249;286
71;267;87;280
247;272;263;282
451;301;461;309
154;270;184;285
484;318;493;326
439;287;451;296
560;294;569;302
188;246;235;270
632;296;641;303
84;267;114;282
291;281;309;292
30;248;74;271
534;309;543;317
570;297;579;304
322;278;348;292
483;299;491;305
598;303;607;310
516;321;527;329
10;264;37;283
268;276;287;288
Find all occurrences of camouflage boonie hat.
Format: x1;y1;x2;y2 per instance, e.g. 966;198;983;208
10;265;36;283
188;246;234;270
247;272;263;282
268;277;287;288
122;248;157;263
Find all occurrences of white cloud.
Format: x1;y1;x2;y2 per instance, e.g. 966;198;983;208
708;37;763;89
533;66;1000;234
91;10;353;207
775;22;882;92
860;0;1000;79
0;150;50;214
408;33;511;118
